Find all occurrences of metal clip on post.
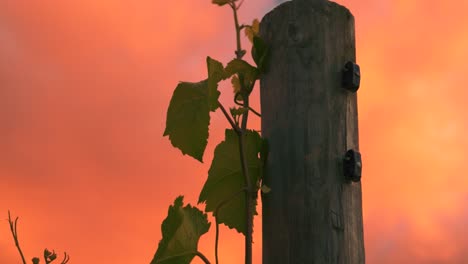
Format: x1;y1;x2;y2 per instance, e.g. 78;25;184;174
342;61;361;92
343;149;362;182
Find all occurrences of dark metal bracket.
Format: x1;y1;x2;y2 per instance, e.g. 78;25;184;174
342;61;361;92
344;149;362;182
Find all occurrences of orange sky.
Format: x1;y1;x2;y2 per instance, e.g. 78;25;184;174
0;0;467;263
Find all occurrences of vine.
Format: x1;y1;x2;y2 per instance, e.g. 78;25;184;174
150;0;269;264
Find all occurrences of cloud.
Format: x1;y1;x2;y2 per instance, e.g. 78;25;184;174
365;196;468;263
0;0;467;263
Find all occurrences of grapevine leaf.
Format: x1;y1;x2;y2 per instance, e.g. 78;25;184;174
225;59;258;79
207;56;228;111
198;129;263;234
245;27;254;43
252;35;270;74
163;80;210;162
231;75;241;94
261;185;271;194
229;107;248;117
150;196;210;264
225;59;259;89
212;0;236;6
251;19;260;35
244;19;260;43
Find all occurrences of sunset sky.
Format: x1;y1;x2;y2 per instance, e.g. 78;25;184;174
1;0;467;263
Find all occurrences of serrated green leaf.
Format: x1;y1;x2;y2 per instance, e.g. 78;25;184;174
229;107;248;117
198;129;263;234
244;19;260;43
231;75;241;94
151;196;210;264
252;35;270;74
207;56;229;82
163;80;210;162
261;185;271;194
225;59;259;90
225;59;258;79
207;56;228;111
245;27;254;43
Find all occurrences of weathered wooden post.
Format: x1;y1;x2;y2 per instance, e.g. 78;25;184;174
260;0;365;263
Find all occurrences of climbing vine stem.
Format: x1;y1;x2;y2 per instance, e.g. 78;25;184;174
218;100;240;132
155;1;269;263
230;2;255;264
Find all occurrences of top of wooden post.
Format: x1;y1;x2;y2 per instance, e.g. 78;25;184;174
292;0;328;7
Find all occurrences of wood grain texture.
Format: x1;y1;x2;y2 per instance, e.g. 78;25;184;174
260;1;365;263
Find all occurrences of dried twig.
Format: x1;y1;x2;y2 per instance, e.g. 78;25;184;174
8;210;27;264
7;211;70;264
61;252;70;264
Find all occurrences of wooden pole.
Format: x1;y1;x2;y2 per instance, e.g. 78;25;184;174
260;0;365;263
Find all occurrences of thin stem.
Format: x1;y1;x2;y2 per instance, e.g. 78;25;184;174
239;108;253;264
218;100;240;133
234;92;242;106
233;96;261;118
214;188;247;264
195;251;212;264
248;106;261;117
241;95;249;130
230;2;253;263
230;3;244;59
8;211;27;264
236;0;245;10
215;219;220;264
61;253;70;264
